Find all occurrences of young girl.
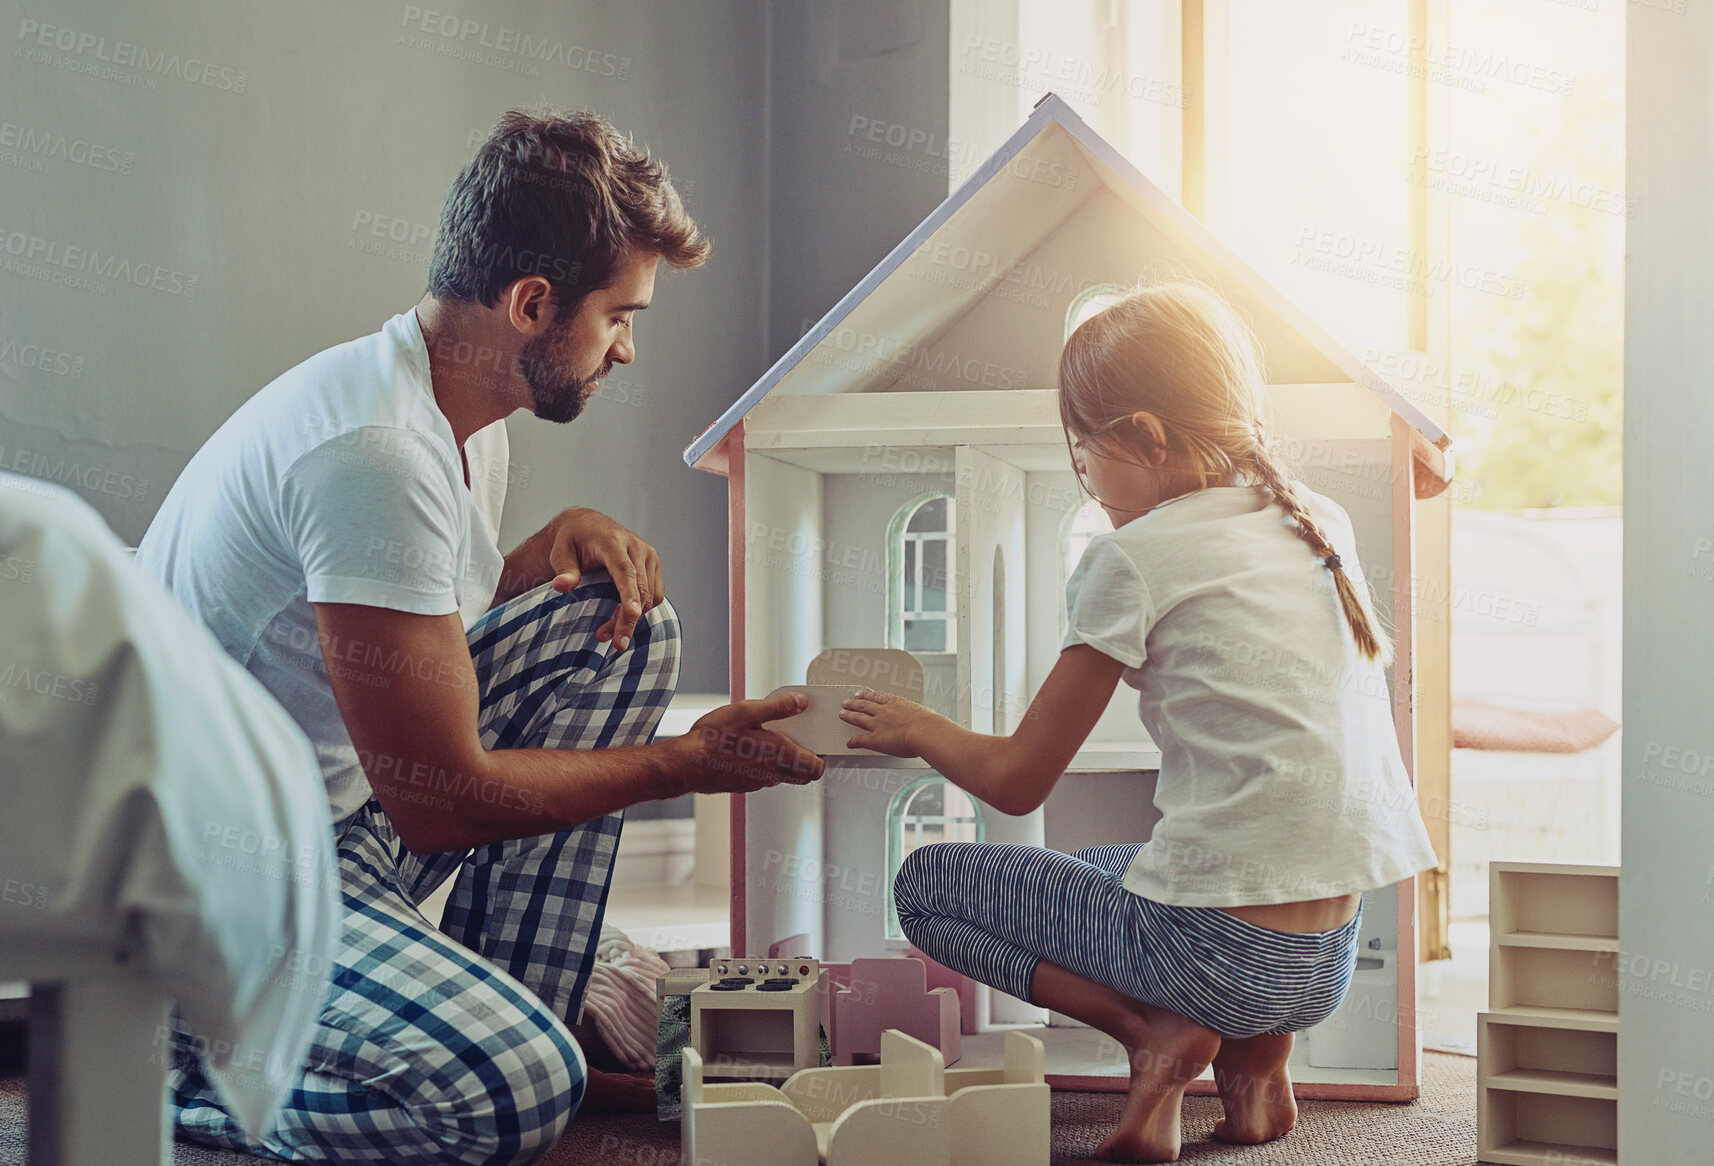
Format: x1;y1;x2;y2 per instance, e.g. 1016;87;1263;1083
838;282;1439;1163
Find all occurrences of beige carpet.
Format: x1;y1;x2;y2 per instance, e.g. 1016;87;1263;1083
0;1053;1480;1165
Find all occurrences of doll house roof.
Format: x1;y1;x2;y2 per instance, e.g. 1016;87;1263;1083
684;92;1448;474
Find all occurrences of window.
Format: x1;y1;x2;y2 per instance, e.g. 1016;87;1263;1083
1058;498;1114;639
888;494;956;654
1066;283;1128;338
886;776;985;940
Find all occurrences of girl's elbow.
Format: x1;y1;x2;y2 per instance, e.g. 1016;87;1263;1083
988;774;1048;816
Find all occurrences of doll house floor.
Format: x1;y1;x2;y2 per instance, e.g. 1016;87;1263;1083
956;1026;1403;1090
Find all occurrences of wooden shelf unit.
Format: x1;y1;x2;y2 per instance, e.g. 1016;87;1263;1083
1478;862;1620;1166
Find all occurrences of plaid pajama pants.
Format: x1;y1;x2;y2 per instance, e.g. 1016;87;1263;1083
168;575;681;1165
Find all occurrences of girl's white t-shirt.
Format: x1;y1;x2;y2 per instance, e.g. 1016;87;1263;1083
1059;484;1439;908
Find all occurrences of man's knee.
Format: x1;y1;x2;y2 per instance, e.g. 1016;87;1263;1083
634;594;681;660
621;596;681;711
414;998;585;1164
508;1026;585;1162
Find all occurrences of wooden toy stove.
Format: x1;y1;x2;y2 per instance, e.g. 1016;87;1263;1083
690;957;827;1083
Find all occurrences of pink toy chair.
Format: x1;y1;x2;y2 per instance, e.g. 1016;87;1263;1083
834;957;961;1066
907;945;984;1035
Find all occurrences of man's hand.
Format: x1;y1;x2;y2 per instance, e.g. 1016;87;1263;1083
668;692;826;794
497;507;663;649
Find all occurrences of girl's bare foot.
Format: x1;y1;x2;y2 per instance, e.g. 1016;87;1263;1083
1024;961;1222;1163
1092;1008;1223;1163
1210;1032;1298;1145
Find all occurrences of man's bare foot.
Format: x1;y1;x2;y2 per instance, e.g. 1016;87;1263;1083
1210;1033;1298;1145
578;1066;657;1114
1092;1008;1223;1163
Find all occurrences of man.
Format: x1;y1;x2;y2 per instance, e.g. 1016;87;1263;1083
138;109;822;1164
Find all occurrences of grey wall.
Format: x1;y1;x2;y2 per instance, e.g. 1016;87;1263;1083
0;1;956;693
765;0;952;357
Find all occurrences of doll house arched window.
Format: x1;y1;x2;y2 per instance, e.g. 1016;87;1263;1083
887;494;956;654
1057;499;1115;640
884;775;985;940
1065;284;1128;338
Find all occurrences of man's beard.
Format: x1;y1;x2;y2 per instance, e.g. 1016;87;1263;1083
517;329;611;424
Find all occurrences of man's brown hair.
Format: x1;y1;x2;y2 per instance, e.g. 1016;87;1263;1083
428;109;708;312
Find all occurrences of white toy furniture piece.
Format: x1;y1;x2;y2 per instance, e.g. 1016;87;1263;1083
833;957;961;1066
1477;861;1619;1166
681;1028;1049;1166
683;92;1453;1099
690;956;829;1083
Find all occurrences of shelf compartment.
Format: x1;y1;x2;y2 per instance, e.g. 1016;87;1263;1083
696;1006;799;1080
1491;945;1618;1017
1480;1015;1618;1099
1490;864;1618;945
1478;1090;1617;1166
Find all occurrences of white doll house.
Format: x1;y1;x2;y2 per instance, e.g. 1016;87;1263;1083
682;94;1450;1100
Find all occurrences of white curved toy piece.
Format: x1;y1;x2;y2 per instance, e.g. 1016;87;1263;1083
681;1029;1049;1166
762;684;930;761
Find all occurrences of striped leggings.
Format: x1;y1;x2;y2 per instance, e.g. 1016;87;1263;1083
894;842;1362;1040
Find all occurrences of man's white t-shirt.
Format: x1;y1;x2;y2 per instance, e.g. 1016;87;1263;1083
1060;483;1439;908
138;310;509;830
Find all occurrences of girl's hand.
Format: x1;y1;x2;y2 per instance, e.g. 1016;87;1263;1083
838;689;939;758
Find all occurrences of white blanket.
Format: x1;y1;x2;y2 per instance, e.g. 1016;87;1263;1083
0;475;339;1138
582;922;671;1071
